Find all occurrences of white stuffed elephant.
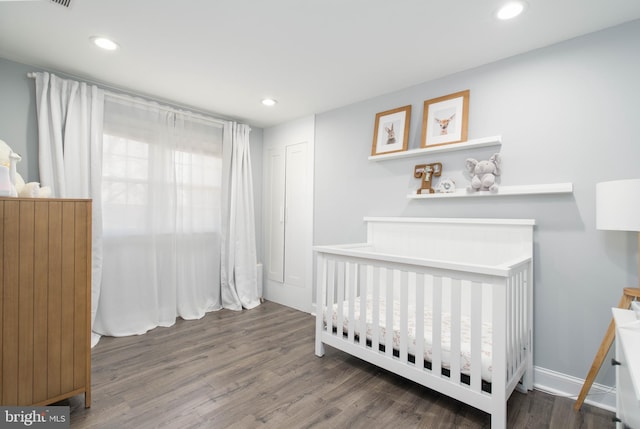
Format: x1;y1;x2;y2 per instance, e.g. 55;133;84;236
465;153;501;193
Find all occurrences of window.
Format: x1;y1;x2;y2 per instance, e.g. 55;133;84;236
102;134;149;233
101;95;223;236
175;149;222;231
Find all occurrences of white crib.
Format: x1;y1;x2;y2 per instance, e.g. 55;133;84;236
314;217;534;429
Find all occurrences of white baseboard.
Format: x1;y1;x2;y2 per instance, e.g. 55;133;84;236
534;366;615;412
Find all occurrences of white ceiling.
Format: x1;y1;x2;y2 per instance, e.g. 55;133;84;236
1;0;640;128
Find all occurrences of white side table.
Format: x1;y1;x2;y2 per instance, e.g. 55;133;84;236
612;307;640;429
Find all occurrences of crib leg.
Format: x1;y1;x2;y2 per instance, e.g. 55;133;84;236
515;363;534;393
491;406;507;429
522;366;534;391
315;312;325;357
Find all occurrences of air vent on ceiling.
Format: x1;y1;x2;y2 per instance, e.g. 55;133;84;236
49;0;71;7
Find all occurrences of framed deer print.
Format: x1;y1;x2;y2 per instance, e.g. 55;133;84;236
371;105;411;156
421;90;469;149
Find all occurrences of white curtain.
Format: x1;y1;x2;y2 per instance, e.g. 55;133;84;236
221;122;260;310
33;72;104;347
33;74;259;339
93;94;223;336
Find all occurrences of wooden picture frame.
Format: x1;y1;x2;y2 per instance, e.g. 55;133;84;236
371;105;411;156
421;90;469;149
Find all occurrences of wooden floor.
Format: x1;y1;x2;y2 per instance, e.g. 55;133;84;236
63;301;614;428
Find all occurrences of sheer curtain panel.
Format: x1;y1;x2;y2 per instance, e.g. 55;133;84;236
221;122;260;310
93;95;223;336
33;72;105;347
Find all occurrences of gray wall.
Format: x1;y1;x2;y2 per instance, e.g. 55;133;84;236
314;20;640;386
0;57;39;182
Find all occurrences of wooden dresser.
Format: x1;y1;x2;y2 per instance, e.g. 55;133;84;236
0;198;91;407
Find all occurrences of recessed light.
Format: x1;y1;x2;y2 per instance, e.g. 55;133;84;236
262;98;277;106
496;1;527;20
90;36;119;51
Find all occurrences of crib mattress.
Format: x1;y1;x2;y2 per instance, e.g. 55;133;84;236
325;296;493;382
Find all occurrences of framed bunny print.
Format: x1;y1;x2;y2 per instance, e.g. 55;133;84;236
371;105;411;156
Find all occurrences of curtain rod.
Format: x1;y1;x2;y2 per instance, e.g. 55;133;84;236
27;72;228;127
104;92;226;127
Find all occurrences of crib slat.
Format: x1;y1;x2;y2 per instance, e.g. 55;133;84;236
415;274;425;370
400;271;409;364
432;275;442;377
512;270;522;376
513;272;521;376
519;273;524;374
372;266;380;353
517;270;525;368
450;278;462;384
327;260;335;335
360;265;370;347
470;281;482;392
336;261;345;339
506;274;513;379
385;268;394;358
347;262;356;342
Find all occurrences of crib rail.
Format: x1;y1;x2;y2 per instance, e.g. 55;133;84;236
314;248;533;427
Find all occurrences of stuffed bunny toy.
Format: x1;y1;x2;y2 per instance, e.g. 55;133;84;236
0;138;51;198
465;153;501;192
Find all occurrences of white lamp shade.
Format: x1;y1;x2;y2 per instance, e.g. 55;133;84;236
596;179;640;231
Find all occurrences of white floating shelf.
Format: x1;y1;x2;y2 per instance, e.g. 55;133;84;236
407;182;574;199
369;135;502;162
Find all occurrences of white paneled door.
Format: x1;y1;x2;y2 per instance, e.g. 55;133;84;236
263;140;312;312
265;148;285;283
283;143;307;288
